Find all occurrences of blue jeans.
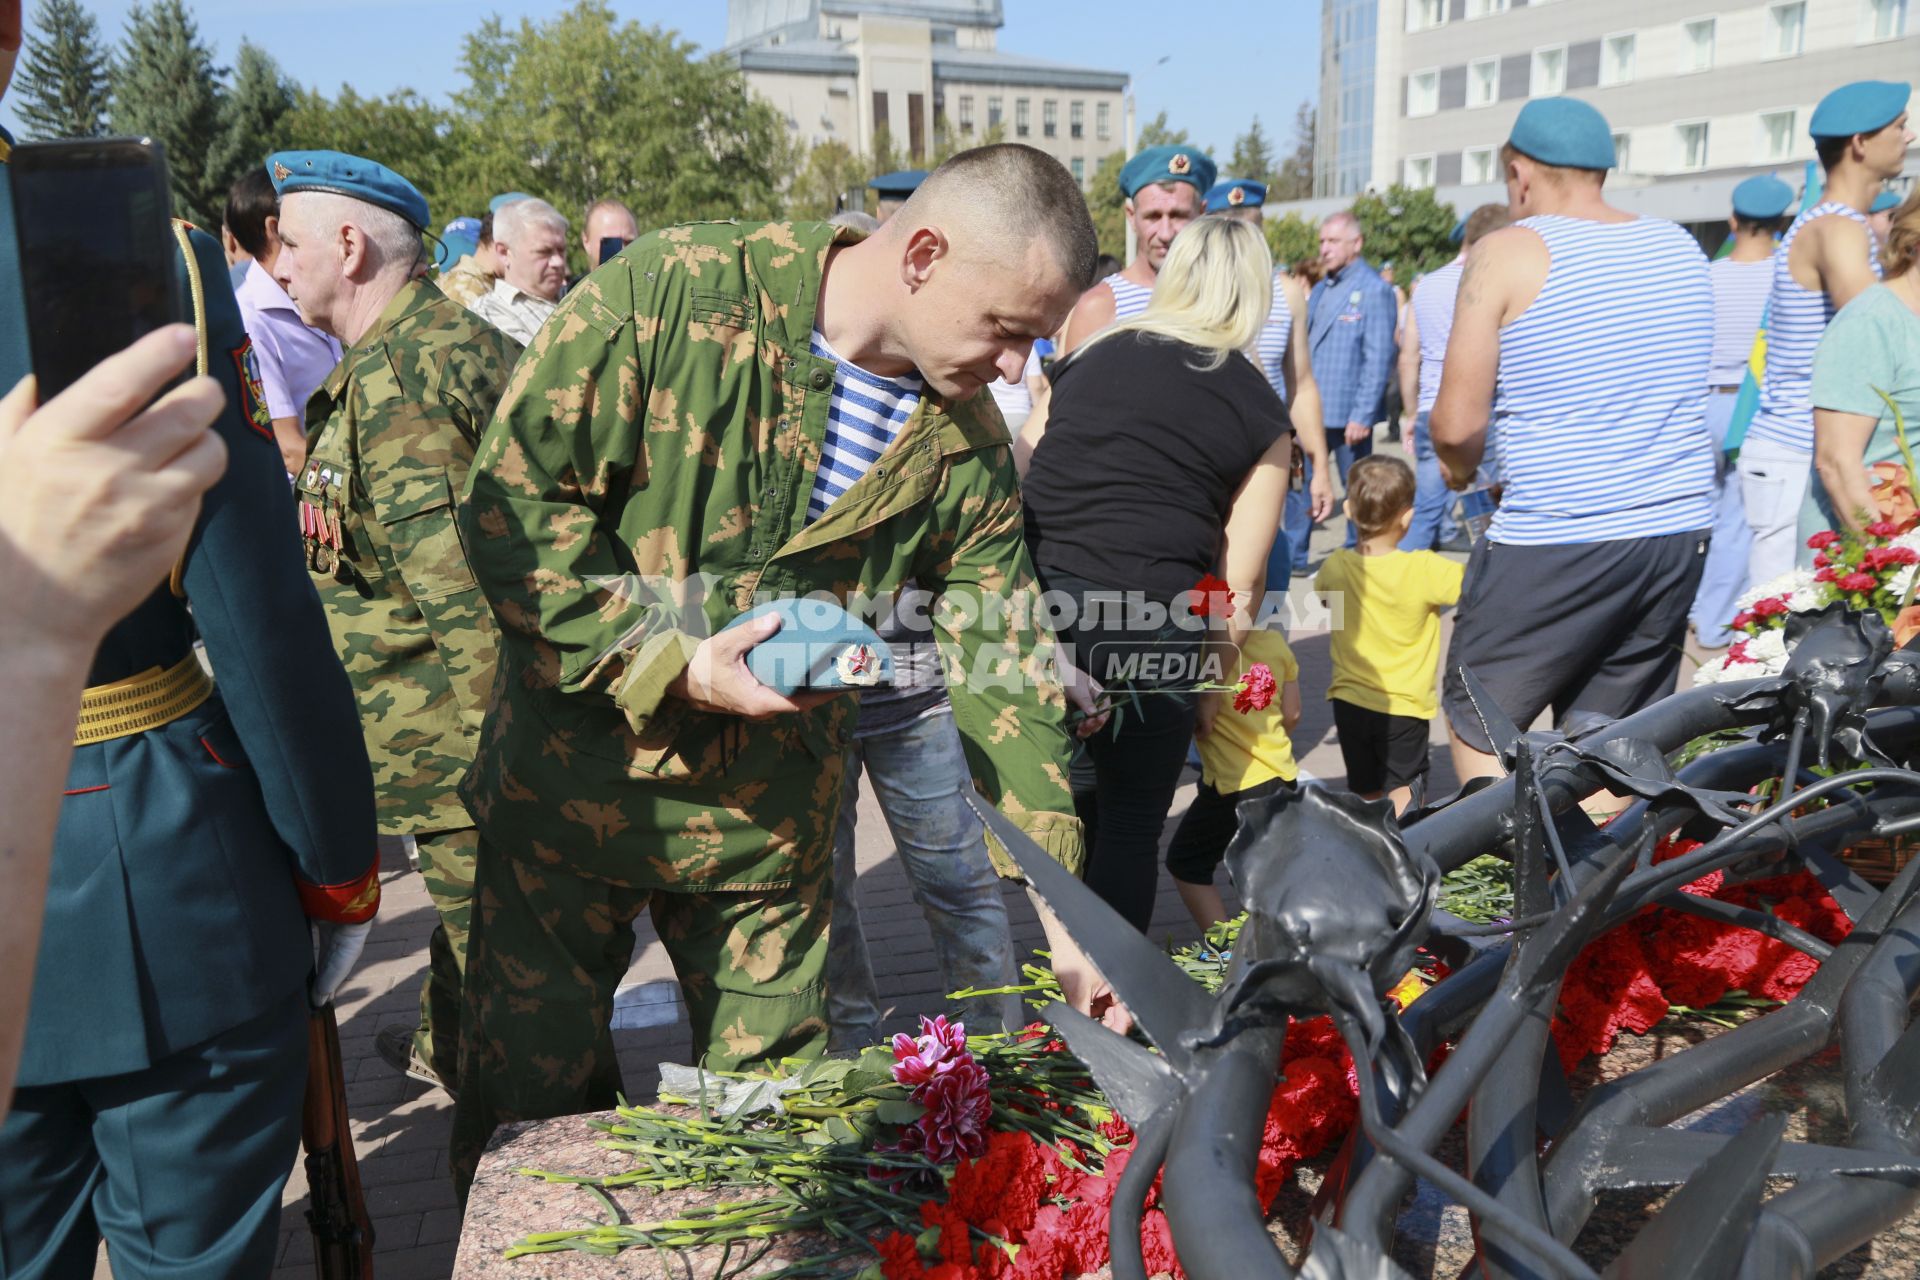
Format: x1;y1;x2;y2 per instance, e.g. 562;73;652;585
1690;390;1753;646
1399;411;1460;551
826;706;1018;1049
1285;434;1374;565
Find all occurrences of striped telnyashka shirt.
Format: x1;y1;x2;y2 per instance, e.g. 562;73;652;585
1104;272;1153;322
1411;258;1465;413
1745;201;1882;453
1254;273;1294;401
1490;214;1716;547
804;330;923;524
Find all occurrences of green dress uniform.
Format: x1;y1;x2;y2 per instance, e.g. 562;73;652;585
0;131;381;1279
295;269;518;1084
450;219;1086;1194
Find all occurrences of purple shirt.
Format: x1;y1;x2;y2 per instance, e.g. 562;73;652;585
233;260;342;421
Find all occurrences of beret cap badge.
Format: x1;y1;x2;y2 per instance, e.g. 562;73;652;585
1169;153;1191;176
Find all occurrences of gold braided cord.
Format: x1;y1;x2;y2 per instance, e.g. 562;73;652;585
73;654;214;746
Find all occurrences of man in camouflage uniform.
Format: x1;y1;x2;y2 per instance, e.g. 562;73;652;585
269;150;519;1092
451;144;1114;1195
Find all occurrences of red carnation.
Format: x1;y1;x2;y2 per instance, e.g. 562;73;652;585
1188;572;1235;618
1729;610;1758;632
1233;662;1277;713
1838;571;1878;593
1807;530;1841;550
1814;566;1838;582
1868;519;1900;538
1750;596;1790;617
1726;639;1755;665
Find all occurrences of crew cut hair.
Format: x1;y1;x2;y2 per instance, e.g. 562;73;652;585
494;196;569;246
901;143;1100;291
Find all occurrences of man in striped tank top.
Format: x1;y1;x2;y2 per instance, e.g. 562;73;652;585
1397;202;1510;552
1060;144;1214;353
1432;97;1716;787
1737;80;1911;585
1208;176;1335;588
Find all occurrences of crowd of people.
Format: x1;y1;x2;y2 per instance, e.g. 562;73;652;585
2;0;1917;1263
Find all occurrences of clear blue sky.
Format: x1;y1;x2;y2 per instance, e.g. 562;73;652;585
3;0;1320;161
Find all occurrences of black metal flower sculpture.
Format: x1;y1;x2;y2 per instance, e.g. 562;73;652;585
1723;603;1894;769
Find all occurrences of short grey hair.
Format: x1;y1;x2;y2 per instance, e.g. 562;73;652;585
494;197;569;246
828;209;880;234
284;190;423;277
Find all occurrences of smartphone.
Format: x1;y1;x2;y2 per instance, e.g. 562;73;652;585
1453;485;1498;543
598;235;628;267
12;137;182;400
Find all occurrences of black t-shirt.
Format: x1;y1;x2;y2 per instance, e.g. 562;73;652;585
1023;330;1291;604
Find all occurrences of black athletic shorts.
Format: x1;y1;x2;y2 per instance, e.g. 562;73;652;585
1165;775;1293;886
1332;698;1432;795
1441;530;1709;755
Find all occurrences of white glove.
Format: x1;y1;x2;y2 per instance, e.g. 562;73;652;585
310;919;374;1007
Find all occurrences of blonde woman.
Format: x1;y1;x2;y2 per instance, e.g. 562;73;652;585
1019;215;1294;932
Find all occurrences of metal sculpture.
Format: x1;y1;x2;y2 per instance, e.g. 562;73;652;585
972;607;1920;1280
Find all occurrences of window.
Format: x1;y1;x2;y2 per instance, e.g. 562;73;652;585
1071;100;1084;139
1467;58;1499;107
988;96;1002;128
1759;110;1796;161
1766;2;1807;56
1071;156;1086;183
1465;0;1508;16
1531;45;1567;96
1015;98;1030;137
1043;100;1058;137
1407;0;1444;30
1463;145;1496;184
1097;101;1111;139
1404;154;1436;187
1602;33;1636;85
1677;120;1710;170
1613;131;1633;172
1682;18;1716;72
1408;68;1439;117
958;95;974;133
1864;0;1908;39
872;91;889;136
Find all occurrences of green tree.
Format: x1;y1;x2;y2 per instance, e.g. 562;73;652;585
790;138;864;219
1085;113;1193;261
866;125;902;184
14;0;113;140
208;40;293;198
1228;115;1276;186
110;0;224;227
1350;184;1457;277
1265;212;1319;272
454;1;791;267
1273;100;1315;200
276;86;468;225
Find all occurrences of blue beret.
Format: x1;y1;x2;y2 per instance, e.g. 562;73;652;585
267;150;430;229
1507;97;1615;171
868;169;928;199
720;598;894;694
1809;81;1909;139
1205;178;1266;213
1731;175;1795;220
489;191;533;213
1448;217;1467;246
1120;145;1216;199
1871;189;1903;214
435;216;482;269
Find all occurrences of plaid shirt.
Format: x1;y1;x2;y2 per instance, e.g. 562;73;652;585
1307;258;1399;430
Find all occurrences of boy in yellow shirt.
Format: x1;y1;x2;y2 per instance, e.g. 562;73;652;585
1168;629;1303;930
1313;456;1464;814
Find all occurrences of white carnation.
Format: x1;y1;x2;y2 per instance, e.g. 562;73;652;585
1735;568;1822;614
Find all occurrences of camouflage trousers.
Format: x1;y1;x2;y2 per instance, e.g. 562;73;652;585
411;826;478;1085
449;836;831;1200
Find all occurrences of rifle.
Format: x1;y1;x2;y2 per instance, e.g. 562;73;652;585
303;1003;375;1278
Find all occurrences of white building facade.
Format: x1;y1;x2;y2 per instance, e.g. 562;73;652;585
725;0;1129;192
1313;0;1917;223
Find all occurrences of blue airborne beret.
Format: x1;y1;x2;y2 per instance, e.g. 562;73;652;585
435;215;482;269
267;151;430;230
1871;189;1903;214
1205;178;1266;213
868;169;928;199
1731;175;1794;220
1809;81;1910;139
1507;97;1615;171
1120;145;1216;199
720;598;895;695
1448;217;1467;246
489;191;533;213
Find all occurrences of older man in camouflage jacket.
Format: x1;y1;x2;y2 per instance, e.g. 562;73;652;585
270;150;520;1095
450;144;1113;1194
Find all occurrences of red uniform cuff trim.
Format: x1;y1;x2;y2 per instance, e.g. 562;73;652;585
297;861;380;924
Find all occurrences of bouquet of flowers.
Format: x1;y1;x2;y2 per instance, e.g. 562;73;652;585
1694;523;1920;685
